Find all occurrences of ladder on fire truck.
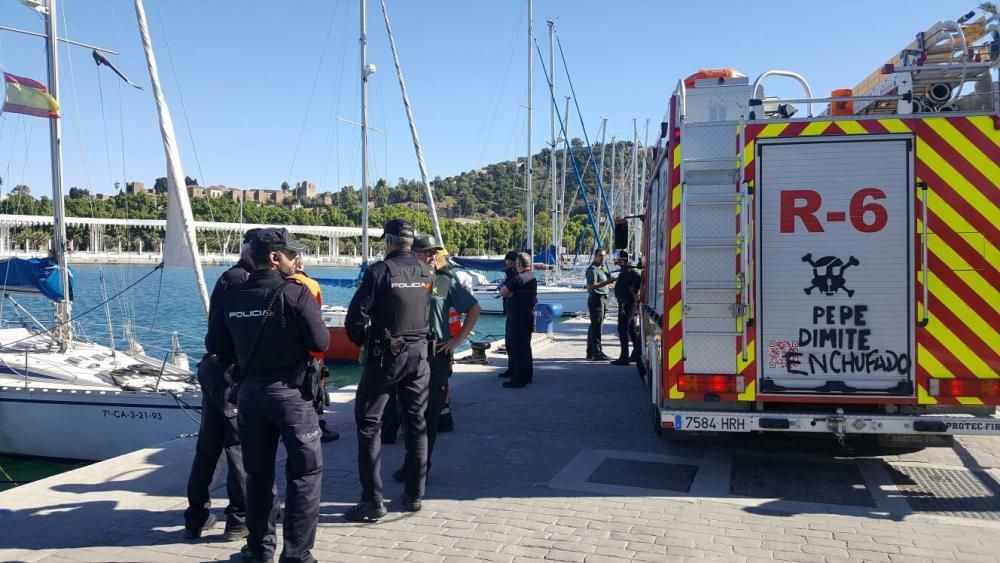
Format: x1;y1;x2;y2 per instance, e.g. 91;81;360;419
676;77;753;375
845;9;998;114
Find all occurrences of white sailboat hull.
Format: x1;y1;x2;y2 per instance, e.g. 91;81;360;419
0;386;200;460
472;285;590;316
0;329;202;461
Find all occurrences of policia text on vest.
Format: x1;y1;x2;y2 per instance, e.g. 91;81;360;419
205;227;330;563
344;219;434;521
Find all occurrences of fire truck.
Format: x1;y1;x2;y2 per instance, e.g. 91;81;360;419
637;7;1000;445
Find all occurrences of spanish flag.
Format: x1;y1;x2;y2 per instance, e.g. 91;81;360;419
2;72;60;119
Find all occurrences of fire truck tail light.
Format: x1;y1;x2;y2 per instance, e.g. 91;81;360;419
933;379;1000;398
677;375;737;394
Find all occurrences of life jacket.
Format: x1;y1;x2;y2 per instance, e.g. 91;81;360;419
379;255;432;337
290;272;324;361
448;308;462;339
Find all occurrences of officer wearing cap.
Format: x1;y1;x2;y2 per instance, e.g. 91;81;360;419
206;227;330;563
585;248;614;361
344;219;433;521
611;250;642;366
390;235;480;483
184;228;259;542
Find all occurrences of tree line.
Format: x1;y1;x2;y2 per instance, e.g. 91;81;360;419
1;140;649;256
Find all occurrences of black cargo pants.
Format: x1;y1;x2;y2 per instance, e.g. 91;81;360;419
355;338;430;502
238;379;323;563
586;294;607;358
616;301;641;361
184;369;246;532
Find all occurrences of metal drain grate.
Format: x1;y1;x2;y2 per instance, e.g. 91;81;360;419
586;458;698;492
730;455;876;507
888;465;1000;521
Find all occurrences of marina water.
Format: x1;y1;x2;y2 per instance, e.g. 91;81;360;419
0;263;511;487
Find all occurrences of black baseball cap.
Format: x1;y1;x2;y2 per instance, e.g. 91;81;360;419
380;219;415;239
242;228;262;245
413;235;444;252
251;227;308;255
616;250;629;261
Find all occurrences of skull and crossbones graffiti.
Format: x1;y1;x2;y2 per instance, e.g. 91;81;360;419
802;253;860;297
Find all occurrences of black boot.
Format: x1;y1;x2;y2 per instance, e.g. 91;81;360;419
344;500;388;522
183;514;216;540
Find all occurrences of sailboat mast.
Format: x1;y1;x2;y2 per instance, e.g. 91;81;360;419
525;0;534;258
547;20;556;283
631;118;639;257
360;0;371;266
134;0;211;314
378;0;442;245
596;118;607;252
44;0;72;344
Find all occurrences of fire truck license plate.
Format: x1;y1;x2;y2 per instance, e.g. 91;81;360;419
675;414;752;432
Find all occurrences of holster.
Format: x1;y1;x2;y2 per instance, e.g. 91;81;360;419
290;357;327;410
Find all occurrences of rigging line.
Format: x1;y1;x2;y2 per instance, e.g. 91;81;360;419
149;262;164;326
169;392;202;425
470;2;526;170
321;10;352;193
285;2;341;185
95;69;116;193
533;38;601;247
554;37;613;223
3;263;165;347
2;117;21;191
151;0;211;222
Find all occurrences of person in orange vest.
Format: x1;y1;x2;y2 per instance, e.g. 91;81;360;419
291;256;339;443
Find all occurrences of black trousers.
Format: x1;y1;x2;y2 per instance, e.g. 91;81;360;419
397;349;451;474
355;341;430;502
507;311;534;384
587;294;607;358
616;301;641;360
238;379;323;563
184;386;246;531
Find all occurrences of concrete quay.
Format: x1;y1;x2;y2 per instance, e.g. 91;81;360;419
2;319;1000;562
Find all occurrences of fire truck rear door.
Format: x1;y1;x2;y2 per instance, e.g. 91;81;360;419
756;137;914;397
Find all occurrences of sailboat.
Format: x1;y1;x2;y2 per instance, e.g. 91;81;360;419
0;0;208;461
321;0;446;359
466;3;589;316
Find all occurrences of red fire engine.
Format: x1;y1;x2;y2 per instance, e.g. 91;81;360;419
638;7;1000;444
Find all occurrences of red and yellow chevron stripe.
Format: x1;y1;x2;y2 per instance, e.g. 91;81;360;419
662;114;999;406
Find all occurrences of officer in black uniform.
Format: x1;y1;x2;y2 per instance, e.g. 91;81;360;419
344;219;433;521
497;250;519;379
611;250;642;366
184;228;259;542
206;227;330;563
499;252;537;388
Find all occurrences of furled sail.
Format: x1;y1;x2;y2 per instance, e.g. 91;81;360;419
134;0;210;314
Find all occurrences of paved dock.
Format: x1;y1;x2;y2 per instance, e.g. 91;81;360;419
2;319;1000;562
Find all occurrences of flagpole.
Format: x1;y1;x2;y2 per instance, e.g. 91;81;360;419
43;0;73;348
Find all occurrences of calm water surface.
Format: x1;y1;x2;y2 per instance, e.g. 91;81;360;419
0;262;513;481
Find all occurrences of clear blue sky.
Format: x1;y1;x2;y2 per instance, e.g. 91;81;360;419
0;0;970;197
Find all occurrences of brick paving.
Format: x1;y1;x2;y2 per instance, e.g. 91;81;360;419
2;319;999;562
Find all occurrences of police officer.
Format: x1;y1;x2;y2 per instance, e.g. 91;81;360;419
585;249;614;361
611;250;642;366
344;219;433;521
206;227;330;563
391;235;480;482
499;252;537;388
184;228;259;542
